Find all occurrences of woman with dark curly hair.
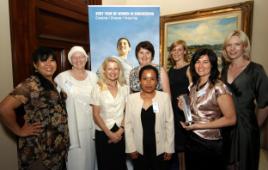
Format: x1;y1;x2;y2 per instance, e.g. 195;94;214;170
178;48;236;170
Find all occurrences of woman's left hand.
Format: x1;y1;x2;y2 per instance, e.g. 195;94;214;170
180;121;198;131
115;127;124;137
163;153;172;160
177;96;184;110
108;128;124;143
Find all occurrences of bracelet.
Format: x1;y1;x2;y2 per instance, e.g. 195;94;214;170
120;125;124;129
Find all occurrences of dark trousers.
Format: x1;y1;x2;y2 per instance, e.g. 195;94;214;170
95;124;127;170
185;132;225;170
133;153;170;170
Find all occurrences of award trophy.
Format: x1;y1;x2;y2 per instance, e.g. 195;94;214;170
180;94;192;125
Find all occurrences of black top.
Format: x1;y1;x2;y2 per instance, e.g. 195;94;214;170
141;105;156;155
221;62;268;170
168;65;189;152
168;65;190;120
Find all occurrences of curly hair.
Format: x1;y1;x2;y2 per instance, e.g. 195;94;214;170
32;47;57;90
97;57;126;90
32;47;56;63
190;48;219;86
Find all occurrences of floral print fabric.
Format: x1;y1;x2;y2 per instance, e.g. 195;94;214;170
11;75;69;170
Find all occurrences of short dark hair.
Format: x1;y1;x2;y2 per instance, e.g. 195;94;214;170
117;37;131;48
32;47;56;64
135;41;155;60
139;64;159;81
190;48;219;85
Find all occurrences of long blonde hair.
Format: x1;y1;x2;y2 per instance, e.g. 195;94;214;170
222;30;251;62
97;57;126;90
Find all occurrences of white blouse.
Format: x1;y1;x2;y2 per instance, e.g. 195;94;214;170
91;83;129;131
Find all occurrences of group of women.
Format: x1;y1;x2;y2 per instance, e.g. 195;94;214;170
169;30;268;170
0;30;267;170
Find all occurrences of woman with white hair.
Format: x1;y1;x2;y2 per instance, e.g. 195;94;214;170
55;46;98;170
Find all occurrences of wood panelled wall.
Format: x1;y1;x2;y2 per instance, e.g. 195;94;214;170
9;0;101;86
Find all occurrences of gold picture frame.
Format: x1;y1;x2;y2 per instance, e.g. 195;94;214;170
160;1;253;69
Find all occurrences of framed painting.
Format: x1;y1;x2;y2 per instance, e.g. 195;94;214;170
160;1;253;69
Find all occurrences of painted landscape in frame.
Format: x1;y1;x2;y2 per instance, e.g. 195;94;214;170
165;12;240;69
160;1;253;69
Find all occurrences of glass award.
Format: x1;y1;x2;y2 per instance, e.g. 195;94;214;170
180;94;192;125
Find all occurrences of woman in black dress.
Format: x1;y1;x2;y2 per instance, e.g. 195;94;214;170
221;30;268;170
168;40;191;170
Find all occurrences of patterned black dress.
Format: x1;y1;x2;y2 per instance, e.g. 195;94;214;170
11;73;69;170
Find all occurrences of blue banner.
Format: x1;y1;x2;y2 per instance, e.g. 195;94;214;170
88;5;160;72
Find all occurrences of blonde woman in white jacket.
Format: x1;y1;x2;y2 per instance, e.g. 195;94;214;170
125;65;174;170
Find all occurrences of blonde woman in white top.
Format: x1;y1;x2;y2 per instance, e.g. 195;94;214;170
55;46;98;170
91;57;129;170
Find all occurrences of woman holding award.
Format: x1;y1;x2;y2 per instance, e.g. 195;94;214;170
178;48;236;170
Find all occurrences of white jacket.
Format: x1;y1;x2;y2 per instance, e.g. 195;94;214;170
125;91;174;156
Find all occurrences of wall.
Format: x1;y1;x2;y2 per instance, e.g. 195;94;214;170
251;0;268;71
0;0;18;170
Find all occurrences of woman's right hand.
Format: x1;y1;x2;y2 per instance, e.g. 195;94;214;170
107;131;122;144
129;151;139;159
177;96;184;110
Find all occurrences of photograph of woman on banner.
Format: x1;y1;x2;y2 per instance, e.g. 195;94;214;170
129;41;170;94
178;48;236;170
96;37;133;85
125;65;174;170
116;37;133;85
91;57;129;170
